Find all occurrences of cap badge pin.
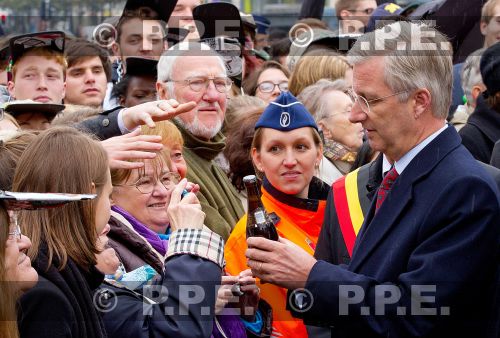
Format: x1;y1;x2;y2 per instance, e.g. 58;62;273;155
280;111;290;127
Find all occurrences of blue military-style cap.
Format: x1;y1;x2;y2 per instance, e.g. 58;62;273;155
252;14;271;35
255;92;318;131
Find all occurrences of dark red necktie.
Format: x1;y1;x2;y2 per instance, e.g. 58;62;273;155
376;167;399;211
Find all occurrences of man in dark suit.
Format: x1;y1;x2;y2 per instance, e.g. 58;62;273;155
245;21;500;338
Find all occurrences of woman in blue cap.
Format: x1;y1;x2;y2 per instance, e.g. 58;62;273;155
225;91;329;338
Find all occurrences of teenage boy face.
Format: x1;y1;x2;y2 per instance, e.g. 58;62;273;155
7;55;65;104
65;56;108;107
113;18;166;62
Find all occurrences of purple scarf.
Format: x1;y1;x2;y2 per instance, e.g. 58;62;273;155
111;205;168;256
211;308;247;338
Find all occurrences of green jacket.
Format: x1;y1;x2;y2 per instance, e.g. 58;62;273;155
175;121;244;241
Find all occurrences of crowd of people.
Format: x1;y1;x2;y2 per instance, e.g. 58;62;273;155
0;0;499;338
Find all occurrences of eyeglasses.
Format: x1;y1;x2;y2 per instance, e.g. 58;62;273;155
168;76;233;93
257;81;289;93
347;90;409;114
347;8;375;15
115;172;181;194
9;224;22;241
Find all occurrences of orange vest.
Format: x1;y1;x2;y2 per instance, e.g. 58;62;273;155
225;186;327;338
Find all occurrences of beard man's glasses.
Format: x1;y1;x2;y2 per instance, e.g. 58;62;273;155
167;76;233;93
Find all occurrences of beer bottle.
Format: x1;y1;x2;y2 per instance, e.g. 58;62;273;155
243;175;279;241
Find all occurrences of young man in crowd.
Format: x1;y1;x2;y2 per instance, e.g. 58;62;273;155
111;0;176;66
6;31;67;129
7;31;66;104
168;0;201;41
103;0;175;109
64;38;111;108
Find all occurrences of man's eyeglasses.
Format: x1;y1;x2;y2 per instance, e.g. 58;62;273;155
115;172;181;194
347;8;375;15
347;90;409;114
168;76;233;93
9;224;22;241
257;81;289;93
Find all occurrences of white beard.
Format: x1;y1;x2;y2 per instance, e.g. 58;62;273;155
167;87;224;140
175;114;223;140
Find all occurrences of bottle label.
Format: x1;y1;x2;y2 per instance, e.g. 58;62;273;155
254;210;266;224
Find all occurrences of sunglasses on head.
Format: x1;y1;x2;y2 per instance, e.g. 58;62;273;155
9;31;65;64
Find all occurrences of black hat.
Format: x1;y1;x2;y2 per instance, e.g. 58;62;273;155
125;57;158;78
165;27;190;46
122;0;177;24
406;0;445;19
2;100;65;122
9;31;65;65
193;3;245;45
480;42;500;96
193;3;244;80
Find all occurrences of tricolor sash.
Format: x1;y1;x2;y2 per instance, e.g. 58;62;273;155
332;168;366;256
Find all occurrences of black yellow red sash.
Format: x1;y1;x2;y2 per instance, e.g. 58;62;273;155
332;168;365;256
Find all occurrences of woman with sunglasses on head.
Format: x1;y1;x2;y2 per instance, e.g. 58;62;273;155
225;92;330;338
243;61;290;104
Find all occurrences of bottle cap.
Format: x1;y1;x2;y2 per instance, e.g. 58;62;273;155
243;175;257;183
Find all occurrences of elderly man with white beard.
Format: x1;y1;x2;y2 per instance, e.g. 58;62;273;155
156;42;244;240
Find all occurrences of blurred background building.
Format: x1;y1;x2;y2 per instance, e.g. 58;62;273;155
0;0;418;37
